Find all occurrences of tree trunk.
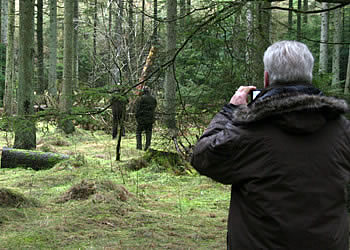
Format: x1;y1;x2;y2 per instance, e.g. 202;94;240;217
111;0;124;85
303;0;308;24
152;0;158;41
72;0;79;89
127;0;134;83
255;2;271;85
60;0;75;134
245;3;254;82
296;0;302;41
1;0;7;44
1;0;7;81
164;0;177;132
186;0;191;15
344;46;350;94
14;0;36;150
0;0;2;40
288;0;293;39
331;7;342;87
141;0;145;46
48;0;57;96
92;0;97;86
108;2;112;85
1;147;69;170
137;46;157;93
179;0;185;29
3;0;15;115
37;0;44;95
319;2;329;73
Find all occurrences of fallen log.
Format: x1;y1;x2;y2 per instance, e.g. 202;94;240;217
1;147;69;170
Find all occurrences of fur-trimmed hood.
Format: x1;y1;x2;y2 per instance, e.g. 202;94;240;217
232;85;348;134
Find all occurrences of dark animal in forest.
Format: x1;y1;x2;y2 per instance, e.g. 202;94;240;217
111;97;126;139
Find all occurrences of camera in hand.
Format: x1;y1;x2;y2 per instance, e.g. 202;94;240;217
250;89;261;101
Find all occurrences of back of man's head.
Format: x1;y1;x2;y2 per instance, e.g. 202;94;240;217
263;40;314;85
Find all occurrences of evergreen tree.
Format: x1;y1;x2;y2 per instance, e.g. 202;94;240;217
3;0;15;115
331;7;342;87
319;3;329;74
164;0;177;132
37;0;44;94
48;0;57;96
14;0;36;149
59;0;75;134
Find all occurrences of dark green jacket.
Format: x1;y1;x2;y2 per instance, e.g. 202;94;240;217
191;84;350;250
135;93;157;125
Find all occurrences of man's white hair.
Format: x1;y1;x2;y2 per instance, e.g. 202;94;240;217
263;40;314;85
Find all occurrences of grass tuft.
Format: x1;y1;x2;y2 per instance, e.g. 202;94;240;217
0;188;40;208
57;179;97;202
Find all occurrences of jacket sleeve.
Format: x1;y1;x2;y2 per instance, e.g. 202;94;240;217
191;104;246;184
135;97;141;117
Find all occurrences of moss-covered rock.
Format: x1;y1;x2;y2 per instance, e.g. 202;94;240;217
125;149;194;175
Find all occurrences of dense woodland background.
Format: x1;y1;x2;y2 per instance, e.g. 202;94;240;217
0;0;349;154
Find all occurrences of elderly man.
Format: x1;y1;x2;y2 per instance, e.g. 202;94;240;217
191;41;350;249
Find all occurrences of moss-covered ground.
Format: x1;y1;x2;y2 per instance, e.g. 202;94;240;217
0;126;230;249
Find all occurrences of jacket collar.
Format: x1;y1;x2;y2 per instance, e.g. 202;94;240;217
232;84;348;124
254;84;322;102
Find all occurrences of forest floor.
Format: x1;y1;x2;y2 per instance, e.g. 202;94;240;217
0;125;230;249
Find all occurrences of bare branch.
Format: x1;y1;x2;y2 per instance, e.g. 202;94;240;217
264;3;349;14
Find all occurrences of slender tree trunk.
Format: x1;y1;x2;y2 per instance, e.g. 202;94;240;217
180;0;185;29
186;0;191;15
178;0;186;89
3;0;15;115
254;2;271;85
37;0;44;94
72;0;79;89
164;0;177;132
152;0;158;42
128;0;134;51
48;0;57;96
117;0;123;44
288;0;293;38
344;46;350;94
111;0;123;85
60;0;75;134
14;0;36;150
296;0;302;41
127;0;134;82
303;0;308;24
141;0;145;46
0;0;2;40
331;7;342;87
1;0;7;44
1;0;7;80
245;3;254;82
319;3;329;73
108;2;112;85
92;0;97;86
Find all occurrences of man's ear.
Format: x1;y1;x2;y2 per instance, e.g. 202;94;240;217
264;71;269;88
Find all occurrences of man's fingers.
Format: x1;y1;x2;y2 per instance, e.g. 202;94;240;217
236;86;256;94
230;86;257;105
